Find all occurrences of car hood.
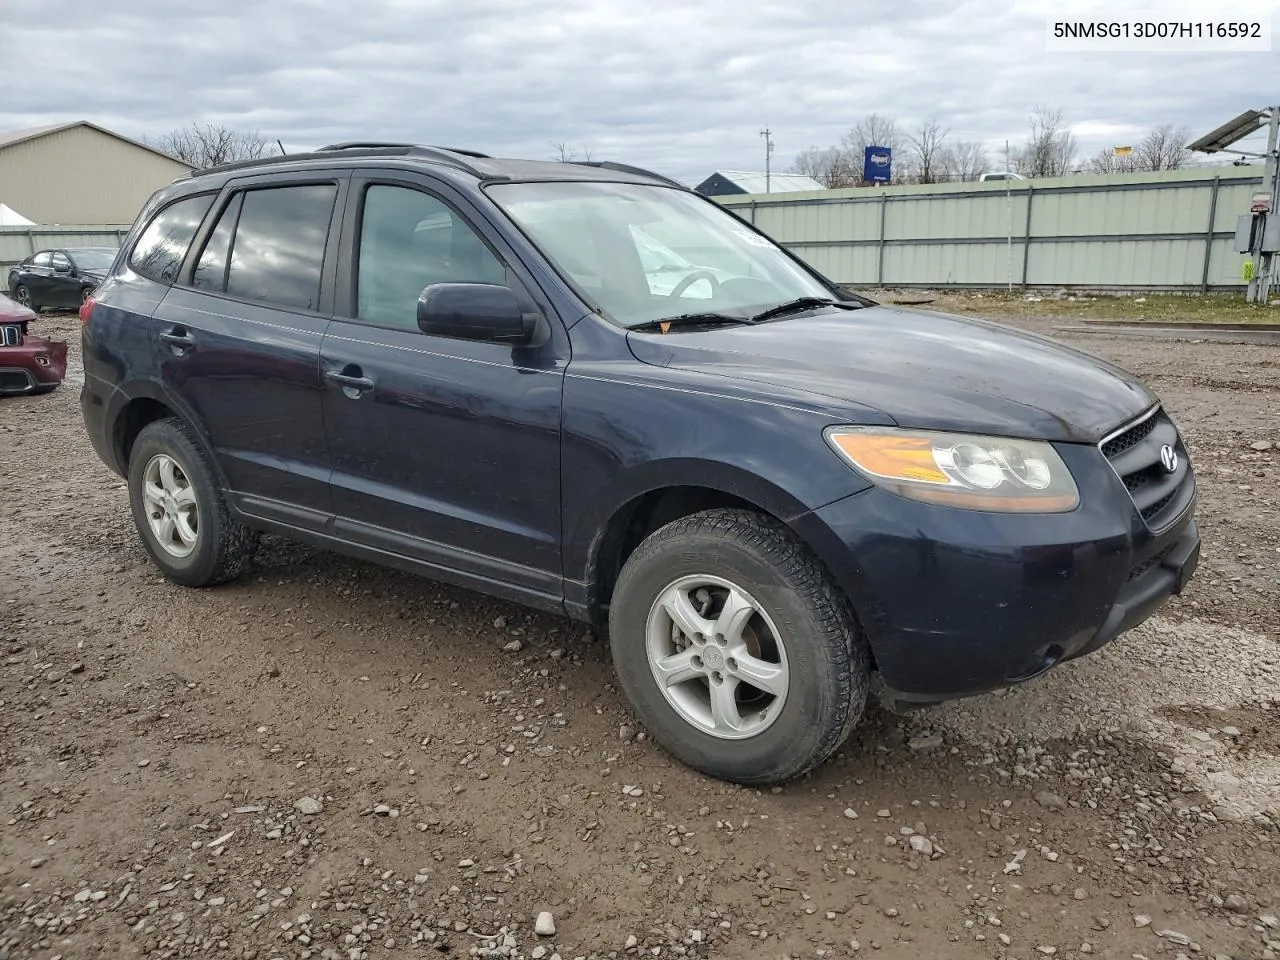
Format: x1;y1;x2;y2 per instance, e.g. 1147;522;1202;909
0;293;36;323
626;305;1155;443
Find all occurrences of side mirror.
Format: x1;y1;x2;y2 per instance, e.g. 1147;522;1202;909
54;263;71;275
416;283;536;344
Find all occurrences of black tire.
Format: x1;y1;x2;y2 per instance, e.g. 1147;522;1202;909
13;284;34;311
80;286;95;305
127;418;257;587
608;508;870;785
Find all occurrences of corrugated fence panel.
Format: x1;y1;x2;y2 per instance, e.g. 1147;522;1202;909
720;167;1264;290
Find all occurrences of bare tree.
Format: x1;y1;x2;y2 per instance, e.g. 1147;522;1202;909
551;141;594;163
790;145;857;188
840;114;904;183
1013;106;1077;178
940;139;991;181
1135;124;1191;171
905;120;949;184
1085;148;1138;175
154;123;272;168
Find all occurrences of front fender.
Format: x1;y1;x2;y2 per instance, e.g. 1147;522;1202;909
560;364;874;586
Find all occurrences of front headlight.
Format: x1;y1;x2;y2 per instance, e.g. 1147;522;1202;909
825;427;1079;513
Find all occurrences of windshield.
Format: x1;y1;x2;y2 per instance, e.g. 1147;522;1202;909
487;181;835;327
70;249;117;271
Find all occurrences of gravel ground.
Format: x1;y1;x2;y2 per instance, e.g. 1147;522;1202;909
2;312;1277;960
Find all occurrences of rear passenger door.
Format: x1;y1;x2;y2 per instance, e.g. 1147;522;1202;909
155;170;349;530
24;252;53;303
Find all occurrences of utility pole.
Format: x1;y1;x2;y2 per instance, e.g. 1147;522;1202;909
1249;108;1279;303
1005;139;1013;292
760;128;774;193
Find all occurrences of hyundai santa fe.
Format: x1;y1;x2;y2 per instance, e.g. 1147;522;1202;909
79;142;1199;785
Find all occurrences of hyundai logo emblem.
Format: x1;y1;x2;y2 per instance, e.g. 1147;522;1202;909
1159;444;1179;473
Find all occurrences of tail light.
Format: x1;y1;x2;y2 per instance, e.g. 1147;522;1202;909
79;297;96;326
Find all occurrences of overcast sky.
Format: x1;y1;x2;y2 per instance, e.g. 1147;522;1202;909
4;0;1278;182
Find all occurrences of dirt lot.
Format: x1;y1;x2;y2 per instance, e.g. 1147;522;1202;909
2;310;1277;960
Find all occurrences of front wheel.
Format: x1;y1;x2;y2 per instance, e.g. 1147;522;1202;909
127;418;257;586
13;285;33;310
608;508;870;785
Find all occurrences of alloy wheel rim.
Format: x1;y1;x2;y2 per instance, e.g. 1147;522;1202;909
644;574;790;740
142;454;199;558
15;287;30;307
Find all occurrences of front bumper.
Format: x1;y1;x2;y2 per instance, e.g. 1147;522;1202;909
793;440;1198;705
0;336;68;395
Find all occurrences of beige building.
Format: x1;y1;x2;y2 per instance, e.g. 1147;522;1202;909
0;121;191;225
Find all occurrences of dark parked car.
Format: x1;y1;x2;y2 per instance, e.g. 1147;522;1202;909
0;292;68;395
79;143;1199;785
9;246;117;311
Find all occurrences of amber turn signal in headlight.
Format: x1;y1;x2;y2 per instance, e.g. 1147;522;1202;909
825;427;1080;512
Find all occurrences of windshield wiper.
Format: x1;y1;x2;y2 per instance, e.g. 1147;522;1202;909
750;297;864;323
631;313;754;332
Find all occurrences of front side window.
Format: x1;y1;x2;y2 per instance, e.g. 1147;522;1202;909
50;252;71;271
355;184;506;330
226;184;336;311
130;194;215;284
488;181;832;327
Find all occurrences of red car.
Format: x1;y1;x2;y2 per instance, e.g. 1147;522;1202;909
0;292;67;395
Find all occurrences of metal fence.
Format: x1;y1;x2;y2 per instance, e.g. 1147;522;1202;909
0;225;129;278
717;167;1264;292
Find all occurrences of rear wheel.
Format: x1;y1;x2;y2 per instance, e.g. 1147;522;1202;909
608;508;869;785
127;418;257;586
80;286;94;306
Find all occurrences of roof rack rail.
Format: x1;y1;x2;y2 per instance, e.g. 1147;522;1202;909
319;141;490;159
182;143;494;180
575;160;684;188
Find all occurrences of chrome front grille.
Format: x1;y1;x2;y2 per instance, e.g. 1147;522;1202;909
0;324;21;346
1100;406;1194;531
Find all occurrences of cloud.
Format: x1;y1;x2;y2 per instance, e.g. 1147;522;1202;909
3;0;1278;181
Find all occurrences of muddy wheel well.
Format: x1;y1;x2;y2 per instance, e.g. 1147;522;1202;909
114;398;176;472
590;486;768;623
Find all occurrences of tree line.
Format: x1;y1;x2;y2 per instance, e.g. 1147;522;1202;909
791;106;1193;186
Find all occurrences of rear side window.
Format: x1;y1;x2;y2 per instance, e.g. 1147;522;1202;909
191;195;242;292
130;194;215;284
31;252;51;268
225;184;336;311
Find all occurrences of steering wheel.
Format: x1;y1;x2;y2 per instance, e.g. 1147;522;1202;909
667;270;720;299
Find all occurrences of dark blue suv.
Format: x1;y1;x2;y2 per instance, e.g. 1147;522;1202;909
80;143;1199;784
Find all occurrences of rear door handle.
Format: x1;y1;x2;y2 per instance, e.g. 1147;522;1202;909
324;369;375;394
160;328;195;351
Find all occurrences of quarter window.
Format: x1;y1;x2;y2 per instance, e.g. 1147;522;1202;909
356;185;506;329
130;194;215;284
225;185;336;311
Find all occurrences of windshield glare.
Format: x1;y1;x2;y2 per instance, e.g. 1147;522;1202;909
487;181;834;327
70;249;116;271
